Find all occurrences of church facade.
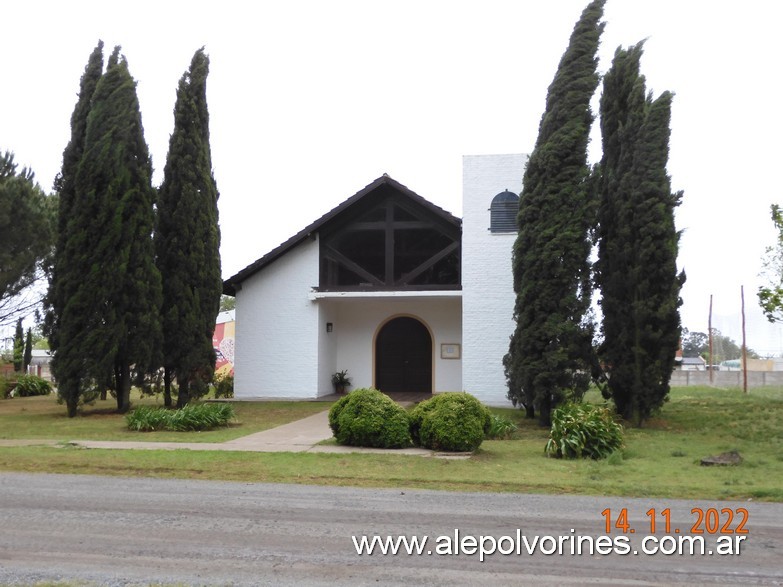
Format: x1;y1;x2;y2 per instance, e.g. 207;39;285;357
223;153;527;405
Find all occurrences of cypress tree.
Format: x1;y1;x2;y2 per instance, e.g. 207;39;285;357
504;0;605;425
23;328;33;373
155;48;221;408
57;47;162;414
47;41;104;416
0;152;53;320
595;43;685;425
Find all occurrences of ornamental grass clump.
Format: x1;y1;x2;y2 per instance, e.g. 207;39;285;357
545;402;624;460
328;387;412;449
486;413;518;439
126;405;170;432
126;403;235;432
12;375;52;397
410;392;492;452
167;403;235;431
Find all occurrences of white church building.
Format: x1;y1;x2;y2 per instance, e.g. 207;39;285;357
223;153;528;406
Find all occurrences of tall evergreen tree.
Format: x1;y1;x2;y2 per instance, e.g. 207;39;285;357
55;47;162;415
12;319;24;372
595;43;685;425
47;41;104;415
504;0;605;425
23;328;33;373
156;48;222;408
0;152;53;325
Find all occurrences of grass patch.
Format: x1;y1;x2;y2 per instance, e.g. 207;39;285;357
0;386;781;501
0;393;330;442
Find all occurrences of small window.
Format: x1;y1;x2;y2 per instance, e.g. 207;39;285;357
490;190;519;233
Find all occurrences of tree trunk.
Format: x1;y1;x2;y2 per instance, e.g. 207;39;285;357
116;363;132;413
65;382;79;418
163;367;172;408
537;393;552;427
113;364;121;409
176;374;190;409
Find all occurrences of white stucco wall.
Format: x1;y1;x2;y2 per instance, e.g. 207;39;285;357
234;236;462;398
316;301;339;396
234;236;320;399
314;294;462;394
462;154;528;406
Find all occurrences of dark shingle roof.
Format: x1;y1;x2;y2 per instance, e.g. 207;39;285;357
222;175;461;295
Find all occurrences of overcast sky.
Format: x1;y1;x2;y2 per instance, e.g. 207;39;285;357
3;1;783;354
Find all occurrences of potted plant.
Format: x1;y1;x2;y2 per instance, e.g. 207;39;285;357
331;370;351;394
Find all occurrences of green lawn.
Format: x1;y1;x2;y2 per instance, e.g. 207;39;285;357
0;386;781;501
0;393;329;442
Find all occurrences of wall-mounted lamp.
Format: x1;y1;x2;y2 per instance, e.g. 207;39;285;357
326;322;333;333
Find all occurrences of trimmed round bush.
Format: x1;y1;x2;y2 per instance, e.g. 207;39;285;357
328;387;412;448
410;392;492;452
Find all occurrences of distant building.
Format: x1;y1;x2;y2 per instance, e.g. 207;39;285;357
29;349;54;381
678;356;706;371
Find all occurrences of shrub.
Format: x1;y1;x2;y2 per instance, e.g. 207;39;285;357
14;375;52;397
327;393;351;433
545;402;624;460
167;403;235;431
486;413;518;439
126;403;236;432
328;387;412;448
213;373;234;399
410;392;492;452
0;377;10;399
126;405;170;431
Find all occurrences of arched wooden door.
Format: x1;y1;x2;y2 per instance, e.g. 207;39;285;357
375;316;432;393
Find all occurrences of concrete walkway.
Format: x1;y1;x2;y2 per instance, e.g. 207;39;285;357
55;410;443;457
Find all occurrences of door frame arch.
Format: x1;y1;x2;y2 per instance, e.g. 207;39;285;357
372;313;434;393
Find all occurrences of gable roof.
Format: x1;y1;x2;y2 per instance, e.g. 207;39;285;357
223;174;461;295
680;357;706;365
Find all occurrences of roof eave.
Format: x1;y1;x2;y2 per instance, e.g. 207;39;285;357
221;175;461;295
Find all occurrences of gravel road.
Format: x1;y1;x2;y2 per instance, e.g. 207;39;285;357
0;472;780;586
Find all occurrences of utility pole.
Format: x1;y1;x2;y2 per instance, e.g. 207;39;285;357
741;286;748;394
708;294;714;384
